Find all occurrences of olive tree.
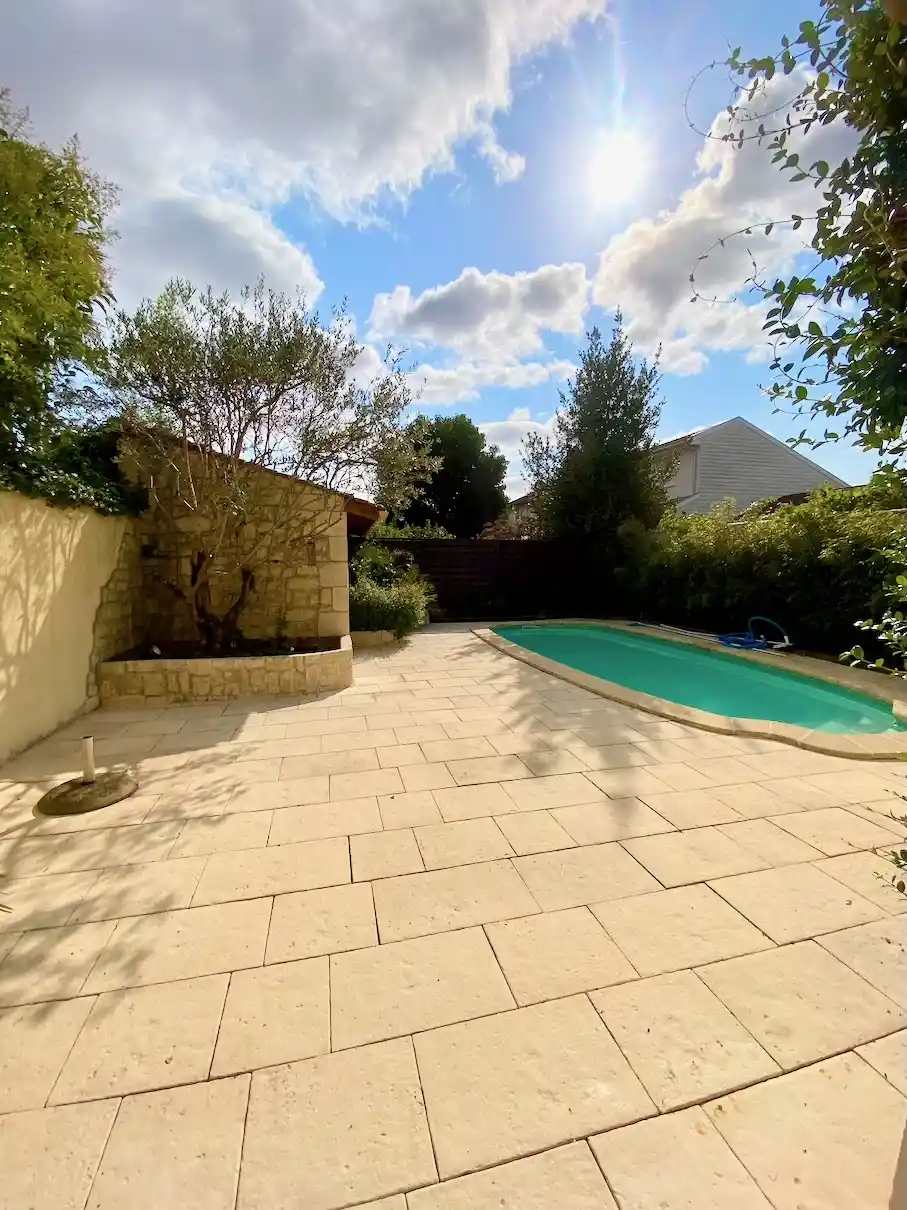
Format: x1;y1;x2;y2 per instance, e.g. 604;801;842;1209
95;279;433;651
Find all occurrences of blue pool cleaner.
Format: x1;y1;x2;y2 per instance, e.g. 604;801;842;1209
718;615;791;651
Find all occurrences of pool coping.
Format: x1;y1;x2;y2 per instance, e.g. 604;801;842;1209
474;619;907;761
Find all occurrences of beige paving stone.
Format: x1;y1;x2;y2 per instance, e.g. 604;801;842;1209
0;870;98;933
638;789;741;829
552;797;675;845
592;1107;774;1209
640;761;717;792
268;796;381;844
407;1142;618;1210
705;781;792;818
493;810;575;855
819;916;907;1007
86;1076;249;1210
485;907;636;1005
351;827;424;880
802;768;902;803
283;715;368;738
622;827;769;888
330;927;514;1050
265;882;376;962
816;849;907;912
591;884;773;977
771;805;902;856
431;782;518;822
280;749;378;781
320;728;397;752
400;762;456;793
373;859;539;943
69;857;208;923
507;779;633;817
414;994;654;1179
756;774;840;811
211;959;329;1076
0;1098;120;1210
445;755;532;787
169;811;273;858
0;997;95;1112
583;767;673;799
331;768;404;800
0;933;19;964
415;818;513;870
0;920;116;1006
716;817;822;866
698;941;905;1069
50;974;228;1104
441;718;513;740
708;862;884;943
230;775;330;811
685;756;765;786
377;743;426;768
518;748;588;776
513;842;660;910
237;1037;436;1210
82;898;271;993
704;1053;906;1210
377;790;443;829
192;837;349;906
420;737;496;763
562;741;649;771
486;730;557;756
630;739;694;765
0;822;182;878
857;1029;907;1095
392;724;449;745
591;970;780;1110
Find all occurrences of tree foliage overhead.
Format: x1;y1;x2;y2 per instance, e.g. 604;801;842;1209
0;87;116;474
522;316;673;549
694;0;907;459
401;413;508;538
91;278;434;651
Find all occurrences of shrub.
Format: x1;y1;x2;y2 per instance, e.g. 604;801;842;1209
628;492;905;657
349;576;430;638
369;520;453;540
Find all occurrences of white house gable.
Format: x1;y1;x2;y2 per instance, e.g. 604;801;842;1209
662;417;849;513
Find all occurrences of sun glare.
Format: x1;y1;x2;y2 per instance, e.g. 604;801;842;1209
587;127;648;208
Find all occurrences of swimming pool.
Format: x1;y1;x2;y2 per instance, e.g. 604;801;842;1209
493;623;906;735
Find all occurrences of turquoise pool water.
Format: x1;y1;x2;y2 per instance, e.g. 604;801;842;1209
494;624;906;734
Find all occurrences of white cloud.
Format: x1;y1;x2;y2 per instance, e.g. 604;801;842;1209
475;122;526;184
411;358;574;405
2;0;606;306
481;407;558;498
370;264;590;360
593;72;856;374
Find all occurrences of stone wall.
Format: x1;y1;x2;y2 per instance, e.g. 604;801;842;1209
136;458;350;643
98;638;353;706
88;524;145;700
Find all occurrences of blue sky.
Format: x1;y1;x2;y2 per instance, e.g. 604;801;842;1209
3;0;875;493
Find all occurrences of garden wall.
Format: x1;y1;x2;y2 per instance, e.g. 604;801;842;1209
137;463;350;643
0;491;143;762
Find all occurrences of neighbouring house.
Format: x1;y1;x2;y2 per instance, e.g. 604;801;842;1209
658;416;849;514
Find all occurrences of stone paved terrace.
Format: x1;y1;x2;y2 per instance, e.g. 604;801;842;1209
0;626;905;1209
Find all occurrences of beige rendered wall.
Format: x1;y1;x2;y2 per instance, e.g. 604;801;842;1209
0;492;140;763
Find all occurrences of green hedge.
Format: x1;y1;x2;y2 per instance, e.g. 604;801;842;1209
349;577;430;638
626;496;906;657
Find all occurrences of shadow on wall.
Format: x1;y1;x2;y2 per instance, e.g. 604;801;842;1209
0;492;136;764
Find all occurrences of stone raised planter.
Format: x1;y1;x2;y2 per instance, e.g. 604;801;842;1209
350;630;397;648
98;636;353;707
